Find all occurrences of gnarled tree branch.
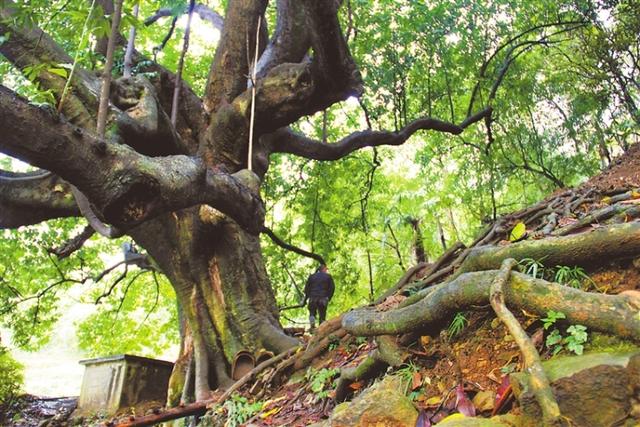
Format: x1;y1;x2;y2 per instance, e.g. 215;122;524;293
265;108;492;161
0;86;265;234
0;170;79;227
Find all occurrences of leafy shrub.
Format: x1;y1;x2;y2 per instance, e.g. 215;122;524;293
541;310;588;356
222;394;263;427
0;346;24;405
306;367;339;398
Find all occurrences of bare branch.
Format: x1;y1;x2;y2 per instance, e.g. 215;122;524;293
48;225;95;259
262;226;325;264
204;0;267;113
267;108;492;161
255;0;309;79
145;4;223;32
96;264;129;304
171;0;196;126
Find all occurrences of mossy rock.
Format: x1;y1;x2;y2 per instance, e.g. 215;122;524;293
329;375;418;426
436;413;524;426
511;350;640;426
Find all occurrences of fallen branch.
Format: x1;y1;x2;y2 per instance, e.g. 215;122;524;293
489;259;563;426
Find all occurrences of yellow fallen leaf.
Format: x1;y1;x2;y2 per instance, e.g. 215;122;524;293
440;413;467;422
260;406;282;418
261;395;287;409
601;196;612;204
424;396;441;406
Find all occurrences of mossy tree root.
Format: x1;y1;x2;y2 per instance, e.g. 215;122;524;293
342;270;640;342
334;335;409;402
456;222;640;276
490;259;563;426
294;315;346;371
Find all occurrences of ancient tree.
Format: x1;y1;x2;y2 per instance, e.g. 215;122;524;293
1;0;581;404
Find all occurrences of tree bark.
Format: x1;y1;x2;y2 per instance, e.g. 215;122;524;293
131;210;299;400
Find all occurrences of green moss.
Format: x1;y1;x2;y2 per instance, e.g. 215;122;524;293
585;332;638;353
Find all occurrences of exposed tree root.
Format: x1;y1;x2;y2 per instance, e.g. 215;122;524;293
456;222;640;275
342;269;640;341
293;315;347;371
375;261;429;304
552;203;637;236
294;328;348;371
334;335;409;402
489;259;563;426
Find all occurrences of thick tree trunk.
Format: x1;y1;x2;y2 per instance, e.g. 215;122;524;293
131;209;298;402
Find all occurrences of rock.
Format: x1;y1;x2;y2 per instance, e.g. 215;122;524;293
472;390;496;413
436;414;523;426
510;350;640;426
329;375;418;426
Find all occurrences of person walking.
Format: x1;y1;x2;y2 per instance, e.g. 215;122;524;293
304;264;335;330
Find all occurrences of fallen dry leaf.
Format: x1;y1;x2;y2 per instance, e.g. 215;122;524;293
412;371;422;390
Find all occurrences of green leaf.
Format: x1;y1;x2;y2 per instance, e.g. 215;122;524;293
47;67;68;78
545;329;563;347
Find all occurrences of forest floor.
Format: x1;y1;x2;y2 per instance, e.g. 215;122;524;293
1;395;77;426
208;143;640;426
5;144;640;427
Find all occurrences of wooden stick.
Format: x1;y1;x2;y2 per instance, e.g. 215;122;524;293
247;16;261;171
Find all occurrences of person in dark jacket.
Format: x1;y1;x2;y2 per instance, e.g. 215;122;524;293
304;264;335;329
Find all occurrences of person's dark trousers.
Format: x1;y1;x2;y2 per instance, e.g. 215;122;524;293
308;297;329;328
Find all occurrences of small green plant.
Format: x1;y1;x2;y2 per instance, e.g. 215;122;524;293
554;265;594;289
222;394;263;427
306;367;339;398
328;334;341;351
500;363;517;375
448;312;468;338
395;361;422;397
541;310;588;356
518;257;546;279
542;310;566;330
565;325;588;355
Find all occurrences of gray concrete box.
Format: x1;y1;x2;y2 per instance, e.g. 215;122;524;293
77;354;173;415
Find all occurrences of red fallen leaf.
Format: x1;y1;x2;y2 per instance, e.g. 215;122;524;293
455;384;476;417
415;409;432;427
412;371;422;390
492;376;513;416
349;381;364;390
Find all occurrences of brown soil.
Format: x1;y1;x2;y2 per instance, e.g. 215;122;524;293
585;144;640;192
